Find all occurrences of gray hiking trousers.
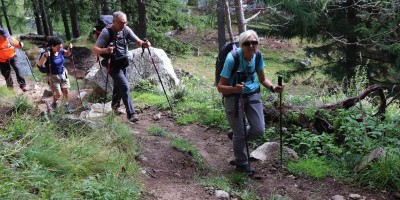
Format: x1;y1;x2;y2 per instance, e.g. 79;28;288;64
224;93;265;166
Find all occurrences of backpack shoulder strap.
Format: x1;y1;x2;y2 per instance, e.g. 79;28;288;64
7;37;14;48
105;27;115;46
230;46;240;78
255;50;261;69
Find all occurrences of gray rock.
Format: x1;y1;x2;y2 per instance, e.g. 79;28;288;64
349;194;362;199
354;147;385;172
85;47;181;96
331;195;345;200
250;142;298;161
215;190;229;199
153;112;162;120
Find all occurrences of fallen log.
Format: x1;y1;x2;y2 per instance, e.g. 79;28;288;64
264;84;389;134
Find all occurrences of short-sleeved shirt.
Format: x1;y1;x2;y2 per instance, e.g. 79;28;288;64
39;49;66;75
95;26;139;59
220;48;265;94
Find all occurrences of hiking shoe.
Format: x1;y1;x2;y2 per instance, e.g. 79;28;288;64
112;108;124;116
235;164;255;176
20;86;28;92
129;114;139;122
227;130;233;140
65;104;74;114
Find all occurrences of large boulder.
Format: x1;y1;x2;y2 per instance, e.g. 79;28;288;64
85;47;181;95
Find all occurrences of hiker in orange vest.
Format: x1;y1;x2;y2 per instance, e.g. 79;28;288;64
0;28;27;91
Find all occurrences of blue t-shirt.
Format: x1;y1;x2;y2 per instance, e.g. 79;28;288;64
220;48;265;94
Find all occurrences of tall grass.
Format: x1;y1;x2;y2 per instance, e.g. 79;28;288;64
0;112;143;199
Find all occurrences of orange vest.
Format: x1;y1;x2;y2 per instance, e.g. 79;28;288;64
0;37;20;63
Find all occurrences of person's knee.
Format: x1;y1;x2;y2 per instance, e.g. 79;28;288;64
62;88;69;96
251;126;265;139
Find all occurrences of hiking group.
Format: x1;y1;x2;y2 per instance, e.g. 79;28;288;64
1;10;285;175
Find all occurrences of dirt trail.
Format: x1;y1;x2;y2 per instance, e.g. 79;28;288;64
0;48;395;200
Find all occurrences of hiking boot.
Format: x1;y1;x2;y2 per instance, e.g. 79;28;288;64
20;86;28;92
235;164;255;176
51;102;58;109
129;114;139;123
112;108;124;116
227;130;233;140
65;104;74;114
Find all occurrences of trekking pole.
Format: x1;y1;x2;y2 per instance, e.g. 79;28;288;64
46;49;55;108
69;47;83;107
240;93;252;175
278;75;283;169
103;42;113;114
143;42;173;114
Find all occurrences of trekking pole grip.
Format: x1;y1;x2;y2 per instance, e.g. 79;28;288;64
278;75;283;86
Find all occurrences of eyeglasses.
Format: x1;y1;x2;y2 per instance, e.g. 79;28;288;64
116;21;128;26
242;40;258;46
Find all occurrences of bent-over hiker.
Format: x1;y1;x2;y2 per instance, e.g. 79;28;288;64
0;28;27;91
92;11;151;123
37;37;73;113
217;30;284;175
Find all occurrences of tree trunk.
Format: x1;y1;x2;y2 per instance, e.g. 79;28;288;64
136;0;147;39
1;0;12;35
60;0;71;40
69;0;80;38
31;0;44;35
217;0;226;50
224;0;234;42
101;0;110;15
264;84;388;134
234;0;246;33
39;0;50;36
121;0;130;20
345;0;358;75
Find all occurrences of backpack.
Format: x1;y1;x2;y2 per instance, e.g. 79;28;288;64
37;49;52;74
215;42;261;86
94;15;113;39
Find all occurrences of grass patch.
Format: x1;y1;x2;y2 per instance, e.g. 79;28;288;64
147;125;170;137
197;175;231;191
0;112;143;199
170;136;206;169
176;113;199;125
288;157;331;180
354;148;400;191
132;91;169;110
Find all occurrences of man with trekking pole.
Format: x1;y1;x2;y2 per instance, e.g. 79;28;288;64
93;11;150;123
217;30;284;175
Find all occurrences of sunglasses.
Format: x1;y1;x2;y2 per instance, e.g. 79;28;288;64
242;40;258;46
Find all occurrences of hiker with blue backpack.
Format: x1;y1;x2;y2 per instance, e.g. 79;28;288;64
92;11;150;123
216;30;284;175
37;37;73;113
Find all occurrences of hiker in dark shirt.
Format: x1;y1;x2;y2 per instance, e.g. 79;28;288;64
93;11;150;122
0;28;27;91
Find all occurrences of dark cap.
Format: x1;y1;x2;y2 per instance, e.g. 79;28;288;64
0;27;11;37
